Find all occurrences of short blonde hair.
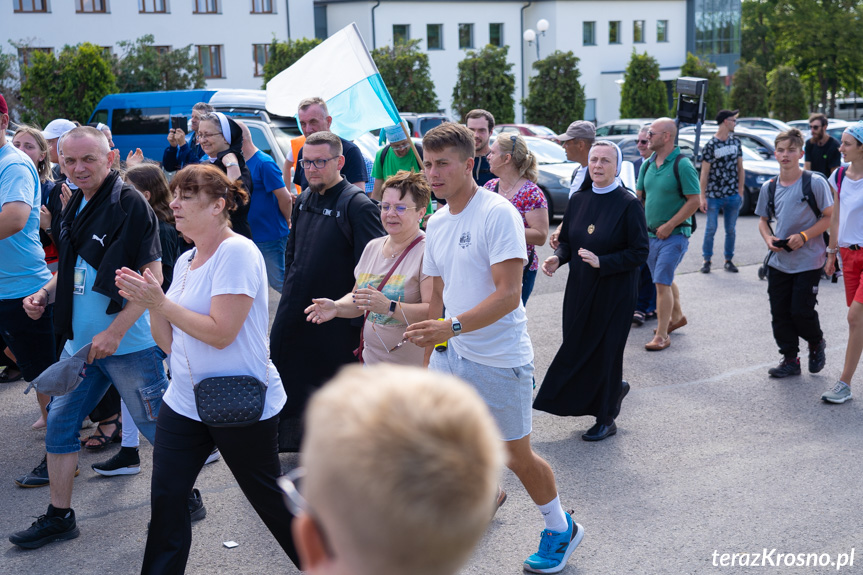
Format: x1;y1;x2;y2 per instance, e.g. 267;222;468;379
302;365;505;575
298;96;328;116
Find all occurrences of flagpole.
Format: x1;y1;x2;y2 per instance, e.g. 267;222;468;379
401;123;424;171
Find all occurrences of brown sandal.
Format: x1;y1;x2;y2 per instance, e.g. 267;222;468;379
645;336;671;351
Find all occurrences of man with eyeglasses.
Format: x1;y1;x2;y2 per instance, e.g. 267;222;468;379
804;113;841;180
284;364;505;575
271;130;385;452
370;123;423;201
637;118;700;352
292;97;368;191
698;109;744;274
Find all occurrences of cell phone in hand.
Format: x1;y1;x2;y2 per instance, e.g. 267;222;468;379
170;115;188;131
772;239;793;252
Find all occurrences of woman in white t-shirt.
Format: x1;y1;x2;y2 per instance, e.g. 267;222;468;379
304;170;432;366
823;122;863;404
115;164;297;573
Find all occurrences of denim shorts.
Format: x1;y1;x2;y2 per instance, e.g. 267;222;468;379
647;234;689;286
430;346;533;441
45;345;168;454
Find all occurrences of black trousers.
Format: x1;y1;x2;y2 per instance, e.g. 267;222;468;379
767;267;823;357
141;404;299;574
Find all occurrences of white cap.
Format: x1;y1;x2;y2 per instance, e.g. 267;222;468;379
42;119;77;140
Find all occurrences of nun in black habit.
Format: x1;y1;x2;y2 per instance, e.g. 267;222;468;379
534;141;648;442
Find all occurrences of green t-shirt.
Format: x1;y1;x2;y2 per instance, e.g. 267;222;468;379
636;147;700;238
371;145;422;181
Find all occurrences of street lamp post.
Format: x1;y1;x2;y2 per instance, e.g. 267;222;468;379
523;18;549;60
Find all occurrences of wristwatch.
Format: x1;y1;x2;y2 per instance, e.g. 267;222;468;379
387;300;397;317
451;317;462;336
826;247;838;254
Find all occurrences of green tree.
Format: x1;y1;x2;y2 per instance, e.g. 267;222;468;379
619;50;668;119
115;34;204;93
773;0;863;116
729;61;768;116
451;44;515;124
521;50;584;133
20;42;116;127
371;39;438;112
741;0;778;72
0;47;19;121
767;66;807;121
262;37;322;85
674;53;725;120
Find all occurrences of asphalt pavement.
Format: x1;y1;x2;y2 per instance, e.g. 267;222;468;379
2;212;862;574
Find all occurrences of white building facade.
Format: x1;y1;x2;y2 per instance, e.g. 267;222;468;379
1;0;315;91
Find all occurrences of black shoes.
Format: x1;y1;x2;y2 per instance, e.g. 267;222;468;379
9;506;79;549
700;261;711;273
15;455;79;488
808;339;827;373
724;261;739;273
189;488;206;522
582;421;617;442
768;357;801;378
92;447;141;476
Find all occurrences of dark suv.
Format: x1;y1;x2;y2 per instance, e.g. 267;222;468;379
399;113;449;137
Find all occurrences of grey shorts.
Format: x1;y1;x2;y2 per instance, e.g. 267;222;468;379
430;347;533;441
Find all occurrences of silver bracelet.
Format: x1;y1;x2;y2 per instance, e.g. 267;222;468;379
826;247;838;254
224;162;239;168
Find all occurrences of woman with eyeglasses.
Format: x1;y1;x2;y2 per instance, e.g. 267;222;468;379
484;134;548;305
195;112;253;239
304;170;432;366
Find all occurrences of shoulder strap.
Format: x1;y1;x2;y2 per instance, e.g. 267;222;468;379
767;178;777;220
494;180;500;194
836;166;846;197
381;144;391;165
297;186;365;246
673;154;684;199
800;171;821;219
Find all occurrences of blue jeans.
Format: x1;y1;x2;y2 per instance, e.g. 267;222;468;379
45;345;168;454
522;267;537;306
255;237;288;293
702;194;742;261
636;263;656;314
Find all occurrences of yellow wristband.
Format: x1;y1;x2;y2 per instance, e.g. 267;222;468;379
800;231;809;242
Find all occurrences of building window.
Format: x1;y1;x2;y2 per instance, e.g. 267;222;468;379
393;24;409;45
584;99;596;123
194;0;218;14
633;20;645;43
695;0;741;56
609;21;621;44
77;0;107;13
197;45;223;78
458;23;474;49
657;20;668;42
251;0;272;13
253;44;269;77
314;5;327;40
154;45;171;55
14;0;48;12
583;21;596;46
139;0;166;13
427;24;443;50
489;23;503;47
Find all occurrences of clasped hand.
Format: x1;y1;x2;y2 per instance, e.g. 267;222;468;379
115;267;166;310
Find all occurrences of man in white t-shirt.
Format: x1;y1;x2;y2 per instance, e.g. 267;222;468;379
406;123;584;574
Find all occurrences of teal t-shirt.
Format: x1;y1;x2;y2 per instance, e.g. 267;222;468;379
637;147;700;237
371;146;421;182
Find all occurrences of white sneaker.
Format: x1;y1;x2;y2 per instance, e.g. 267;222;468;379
204;447;221;465
822;381;852;404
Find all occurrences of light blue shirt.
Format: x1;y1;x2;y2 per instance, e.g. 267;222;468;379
0;143;52;299
64;198;155;356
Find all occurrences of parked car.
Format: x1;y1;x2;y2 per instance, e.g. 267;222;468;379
735;117;793;132
494;123;556;138
676;134;780;215
680;125;777;161
88;89;301;166
782;119;850;143
595;119;654;137
399;112;449;138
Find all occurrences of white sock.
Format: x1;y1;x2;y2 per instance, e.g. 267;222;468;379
537;495;568;533
120;399;140;449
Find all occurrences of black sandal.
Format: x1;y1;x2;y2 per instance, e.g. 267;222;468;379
0;366;22;383
632;311;646;326
82;414;122;451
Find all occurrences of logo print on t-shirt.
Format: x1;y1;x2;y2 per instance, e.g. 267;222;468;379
459;231;471;249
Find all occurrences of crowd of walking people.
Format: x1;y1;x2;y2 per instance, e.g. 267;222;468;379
2;86;863;575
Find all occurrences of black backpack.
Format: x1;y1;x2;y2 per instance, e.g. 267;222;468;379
642;153;696;232
296;184;370;246
765;171;828;244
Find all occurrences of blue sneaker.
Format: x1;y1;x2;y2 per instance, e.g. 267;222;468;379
523;512;584;573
